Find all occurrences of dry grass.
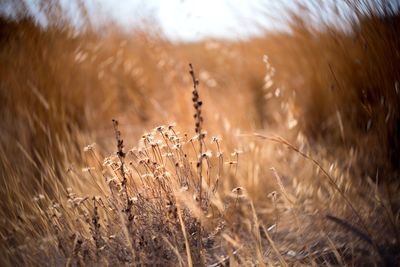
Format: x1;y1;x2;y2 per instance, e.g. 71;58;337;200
1;1;400;266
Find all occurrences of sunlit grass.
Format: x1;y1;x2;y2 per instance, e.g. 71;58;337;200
0;1;400;266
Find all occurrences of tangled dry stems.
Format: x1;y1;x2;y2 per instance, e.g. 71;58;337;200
1;1;400;266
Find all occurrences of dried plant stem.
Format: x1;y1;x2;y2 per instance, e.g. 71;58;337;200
189;63;204;204
255;133;384;260
189;63;205;259
112;120;134;222
177;202;193;267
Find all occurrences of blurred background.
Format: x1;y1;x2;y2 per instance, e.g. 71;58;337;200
1;0;345;40
1;0;399;176
1;0;400;265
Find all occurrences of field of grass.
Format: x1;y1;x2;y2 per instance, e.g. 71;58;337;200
1;1;400;266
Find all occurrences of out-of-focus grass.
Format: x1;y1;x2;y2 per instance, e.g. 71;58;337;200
0;1;400;266
263;3;400;179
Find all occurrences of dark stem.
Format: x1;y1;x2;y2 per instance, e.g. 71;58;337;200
189;63;205;264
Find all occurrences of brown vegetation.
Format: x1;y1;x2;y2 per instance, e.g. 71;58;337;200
1;1;400;266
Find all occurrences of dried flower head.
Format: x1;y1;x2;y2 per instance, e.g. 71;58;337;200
231;149;243;157
82;167;95;172
211;136;221;142
83;143;96;152
202;151;212;159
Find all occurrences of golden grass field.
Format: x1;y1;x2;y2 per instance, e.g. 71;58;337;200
1;1;400;266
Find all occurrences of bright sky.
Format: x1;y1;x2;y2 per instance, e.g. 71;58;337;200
0;0;301;40
3;0;392;41
75;0;292;40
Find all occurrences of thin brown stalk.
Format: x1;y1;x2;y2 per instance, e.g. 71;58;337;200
189;63;204;259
